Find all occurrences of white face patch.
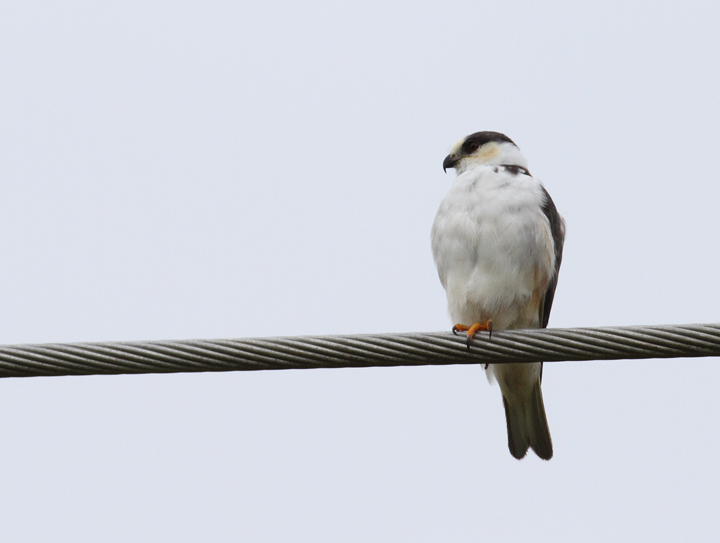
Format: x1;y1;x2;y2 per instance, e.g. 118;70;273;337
446;135;526;175
450;140;502;163
474;142;501;163
449;137;466;156
453;142;503;173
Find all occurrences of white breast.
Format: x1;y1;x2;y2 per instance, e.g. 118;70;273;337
431;165;555;330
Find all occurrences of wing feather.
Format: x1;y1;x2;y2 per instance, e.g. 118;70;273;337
539;186;565;329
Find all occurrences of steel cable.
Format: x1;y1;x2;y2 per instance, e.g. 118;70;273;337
0;323;718;379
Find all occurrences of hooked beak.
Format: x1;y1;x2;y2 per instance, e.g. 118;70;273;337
443;154;458;173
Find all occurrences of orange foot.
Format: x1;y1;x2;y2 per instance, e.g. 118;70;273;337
452;320;493;350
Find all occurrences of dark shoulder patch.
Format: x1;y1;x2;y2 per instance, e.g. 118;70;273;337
501;165;530;176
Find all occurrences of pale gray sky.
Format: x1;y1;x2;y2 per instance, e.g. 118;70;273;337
1;1;719;541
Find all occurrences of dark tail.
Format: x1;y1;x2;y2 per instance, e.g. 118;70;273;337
502;381;553;460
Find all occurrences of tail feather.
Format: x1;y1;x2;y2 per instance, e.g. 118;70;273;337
501;381;553;461
528;381;553;460
503;395;530;459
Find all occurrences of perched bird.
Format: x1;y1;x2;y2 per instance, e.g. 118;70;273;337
431;131;565;460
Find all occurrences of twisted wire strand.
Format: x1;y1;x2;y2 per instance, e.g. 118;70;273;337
0;323;718;379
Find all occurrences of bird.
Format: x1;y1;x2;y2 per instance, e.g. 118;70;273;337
431;131;565;460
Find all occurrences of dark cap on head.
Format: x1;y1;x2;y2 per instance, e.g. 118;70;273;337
463;131;515;147
443;131;516;172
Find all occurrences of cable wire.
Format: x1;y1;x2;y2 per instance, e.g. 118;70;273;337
0;323;718;379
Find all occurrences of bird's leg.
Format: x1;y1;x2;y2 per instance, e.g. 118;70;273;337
452;320;493;350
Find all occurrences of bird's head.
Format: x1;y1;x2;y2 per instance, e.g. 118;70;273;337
443;131;523;174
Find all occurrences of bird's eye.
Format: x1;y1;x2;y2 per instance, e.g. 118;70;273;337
464;141;480;153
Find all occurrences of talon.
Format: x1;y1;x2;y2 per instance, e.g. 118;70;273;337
452;324;469;335
464;320;494;350
465;322;483;349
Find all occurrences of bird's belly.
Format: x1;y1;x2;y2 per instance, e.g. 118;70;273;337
433;207;552;329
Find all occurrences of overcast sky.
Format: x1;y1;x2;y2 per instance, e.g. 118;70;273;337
1;1;720;541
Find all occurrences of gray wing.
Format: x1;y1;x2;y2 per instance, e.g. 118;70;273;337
539;186;565;329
